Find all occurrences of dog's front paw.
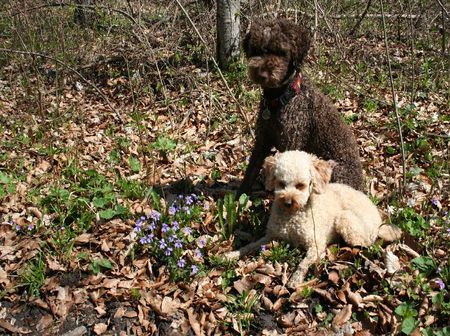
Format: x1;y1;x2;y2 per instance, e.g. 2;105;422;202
287;270;305;289
224;251;241;260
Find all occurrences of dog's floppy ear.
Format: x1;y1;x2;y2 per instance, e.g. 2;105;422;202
262;155;277;191
243;21;261;57
280;20;311;68
311;157;336;194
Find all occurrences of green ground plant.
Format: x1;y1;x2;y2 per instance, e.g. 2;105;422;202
216;193;250;240
133;193;208;281
20;253;46;297
225;291;260;333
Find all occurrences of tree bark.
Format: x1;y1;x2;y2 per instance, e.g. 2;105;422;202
216;0;240;69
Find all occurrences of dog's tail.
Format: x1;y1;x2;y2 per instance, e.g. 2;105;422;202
378;224;402;242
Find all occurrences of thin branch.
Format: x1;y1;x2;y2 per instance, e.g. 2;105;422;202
0;48;124;123
314;0;343;50
349;0;373;37
174;0;254;138
265;8;421;20
407;0;417;102
379;0;407;195
436;0;449;18
313;0;319;43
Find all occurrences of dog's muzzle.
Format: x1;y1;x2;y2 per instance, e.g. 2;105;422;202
277;194;302;212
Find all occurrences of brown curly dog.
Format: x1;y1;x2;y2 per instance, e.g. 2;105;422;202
239;19;364;195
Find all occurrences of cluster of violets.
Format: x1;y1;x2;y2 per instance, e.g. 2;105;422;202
134;193;205;277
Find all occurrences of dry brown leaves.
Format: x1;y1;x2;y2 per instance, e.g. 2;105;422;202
0;22;448;335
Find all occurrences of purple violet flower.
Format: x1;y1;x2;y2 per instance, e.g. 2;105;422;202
195;248;202;259
185;195;194;205
177;258;186;268
165;247;173;256
148;210;161;221
431;198;439;207
183;227;192;235
168;206;177;216
261;245;267;252
436;278;446;290
183;206;191;214
172;221;179;231
198;239;206;248
160;239;167;249
161;223;169;233
148;222;156;231
134;218;144;232
191;264;199;275
175;239;183;248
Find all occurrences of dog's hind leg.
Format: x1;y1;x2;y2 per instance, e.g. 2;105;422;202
335;210;378;247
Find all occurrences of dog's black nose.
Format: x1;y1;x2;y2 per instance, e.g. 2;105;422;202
284;199;292;207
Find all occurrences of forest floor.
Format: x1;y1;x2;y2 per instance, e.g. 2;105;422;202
0;3;449;336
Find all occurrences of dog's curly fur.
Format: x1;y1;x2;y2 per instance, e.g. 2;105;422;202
228;151;401;288
239;19;364;194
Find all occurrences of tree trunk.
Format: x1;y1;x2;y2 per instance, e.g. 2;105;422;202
216;0;240;69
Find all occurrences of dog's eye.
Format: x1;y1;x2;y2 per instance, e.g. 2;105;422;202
295;183;306;190
277;181;286;189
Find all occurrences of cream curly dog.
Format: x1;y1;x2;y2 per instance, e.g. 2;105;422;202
227;150;401;288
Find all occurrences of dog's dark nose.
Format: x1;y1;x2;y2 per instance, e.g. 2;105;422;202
284;199;292;207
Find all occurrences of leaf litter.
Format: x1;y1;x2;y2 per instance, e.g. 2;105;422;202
0;10;449;336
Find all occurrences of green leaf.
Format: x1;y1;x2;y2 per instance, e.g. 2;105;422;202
128;156;141;173
314;303;323;314
114;205;128;215
95;258;113;269
0;171;11;184
401;316;418;335
99;208;116;220
6;183;16;193
93;197;107;209
395;302;417;318
411;256;436;276
90;258;113;275
386;146;396;155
